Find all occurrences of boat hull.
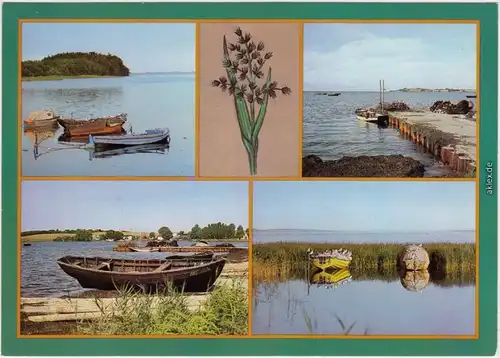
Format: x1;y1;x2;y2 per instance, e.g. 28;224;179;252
57;115;127;130
57;256;226;293
23;118;59;130
67;122;125;137
311;256;351;270
91;130;171;147
129;247;160;253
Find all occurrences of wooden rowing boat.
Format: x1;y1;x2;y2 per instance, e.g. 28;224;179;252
57;114;127;130
158;246;247;253
90;128;171;147
66;121;126;137
23;110;60;130
129;247;160;253
57;256;226;293
308;248;353;270
165;252;215;260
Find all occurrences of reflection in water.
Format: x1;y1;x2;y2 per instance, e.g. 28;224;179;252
89;143;170;161
24;126;59;146
253;267;475;335
309;268;352;288
36;134;172;162
399;270;430;292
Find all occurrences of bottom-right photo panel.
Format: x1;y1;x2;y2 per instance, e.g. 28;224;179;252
251;181;476;336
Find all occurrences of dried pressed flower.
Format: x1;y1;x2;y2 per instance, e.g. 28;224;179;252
211;27;291;175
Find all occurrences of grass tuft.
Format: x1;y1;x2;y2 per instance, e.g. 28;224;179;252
80;280;248;335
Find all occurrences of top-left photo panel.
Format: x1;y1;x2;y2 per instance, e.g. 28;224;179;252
21;22;195;177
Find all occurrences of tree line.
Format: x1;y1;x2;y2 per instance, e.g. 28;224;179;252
33;222;249;242
22;52;130;78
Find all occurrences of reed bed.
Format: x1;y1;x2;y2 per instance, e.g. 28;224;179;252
80;280;248;335
253;242;476;285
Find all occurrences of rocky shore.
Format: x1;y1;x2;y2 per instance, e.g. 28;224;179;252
302;154;426;177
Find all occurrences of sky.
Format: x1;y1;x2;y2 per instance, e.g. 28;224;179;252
22;181;248;232
304;24;476;91
22;23;195;73
253;181;476;232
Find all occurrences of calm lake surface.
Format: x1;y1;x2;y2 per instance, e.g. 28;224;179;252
22;74;195;176
253;229;476;244
303;91;476;177
252;230;476;335
21;240;247;297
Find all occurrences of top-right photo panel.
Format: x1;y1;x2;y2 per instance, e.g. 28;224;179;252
302;23;477;178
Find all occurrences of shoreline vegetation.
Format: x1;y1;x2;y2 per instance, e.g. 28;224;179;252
22;52;130;81
21;223;249;243
307;88;475;93
253;242;476;285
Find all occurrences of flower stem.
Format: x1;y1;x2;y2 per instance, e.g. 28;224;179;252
246;144;258;175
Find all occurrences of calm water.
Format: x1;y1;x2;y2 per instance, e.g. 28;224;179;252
253;277;475;335
252;230;475;335
253;229;476;244
21;240;247;297
21;74;195;176
303;91;476;176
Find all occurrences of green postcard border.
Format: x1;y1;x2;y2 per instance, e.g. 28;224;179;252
2;2;498;356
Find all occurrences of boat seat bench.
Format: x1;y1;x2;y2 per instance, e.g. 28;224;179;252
153;262;172;272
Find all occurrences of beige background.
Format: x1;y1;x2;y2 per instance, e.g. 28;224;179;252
199;23;300;177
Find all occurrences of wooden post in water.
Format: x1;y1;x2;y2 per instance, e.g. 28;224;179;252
379;80;382;110
382;79;385;111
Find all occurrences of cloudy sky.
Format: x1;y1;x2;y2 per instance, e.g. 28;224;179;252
304;23;476;91
22;23;195;73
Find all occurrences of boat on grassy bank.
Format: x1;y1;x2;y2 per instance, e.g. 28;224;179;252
307;248;352;270
57;255;226;293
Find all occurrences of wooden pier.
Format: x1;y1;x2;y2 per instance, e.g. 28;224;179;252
388;111;476;175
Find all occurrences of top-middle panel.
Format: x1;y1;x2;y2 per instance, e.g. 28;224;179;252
199;22;300;178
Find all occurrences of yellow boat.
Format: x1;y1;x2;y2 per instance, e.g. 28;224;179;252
310;268;352;285
312;256;351;270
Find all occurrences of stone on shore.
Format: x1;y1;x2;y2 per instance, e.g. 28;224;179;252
430;100;472;115
302;154;425;177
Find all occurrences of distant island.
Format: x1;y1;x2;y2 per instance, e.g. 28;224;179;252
391;88;476;93
22;52;130;81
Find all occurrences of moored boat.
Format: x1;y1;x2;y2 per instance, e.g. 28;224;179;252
355;108;389;126
89;128;171;147
308;248;353;270
66;121;126;137
57;113;127;130
165;252;215;260
56;255;226;293
129;247;160;253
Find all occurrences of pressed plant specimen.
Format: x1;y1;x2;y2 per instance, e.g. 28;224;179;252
211;27;291;175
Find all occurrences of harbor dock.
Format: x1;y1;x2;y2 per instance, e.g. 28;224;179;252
388;111;476;175
20;262;248;333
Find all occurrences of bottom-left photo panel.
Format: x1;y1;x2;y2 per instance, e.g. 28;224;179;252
20;180;250;337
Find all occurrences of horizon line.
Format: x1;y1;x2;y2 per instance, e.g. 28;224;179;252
254;228;475;232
